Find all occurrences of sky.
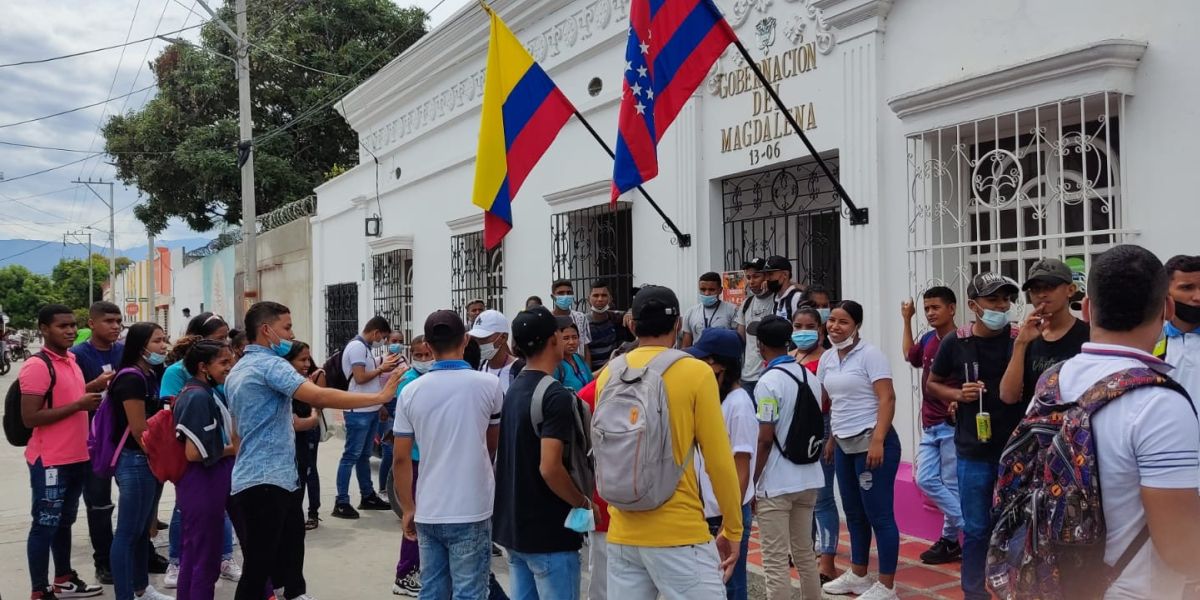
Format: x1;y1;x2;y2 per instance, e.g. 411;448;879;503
0;0;470;251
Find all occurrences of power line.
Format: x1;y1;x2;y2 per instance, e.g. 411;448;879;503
0;22;205;69
0;240;57;263
0;154;102;184
0;85;157;129
0;139;176;154
77;0;146;188
0;185;80;201
0;190;76;220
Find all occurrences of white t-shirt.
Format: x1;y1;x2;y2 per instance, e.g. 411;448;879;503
754;360;825;497
479;356;516;394
342;337;383;412
393;366;504;524
683;301;738;343
818;341;892;439
735;294;775;382
773;285;804;321
697;387;758;516
1162;327;1200;408
1045;343;1199;599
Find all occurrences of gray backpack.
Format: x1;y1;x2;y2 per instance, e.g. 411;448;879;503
591;349;691;511
530;376;595;497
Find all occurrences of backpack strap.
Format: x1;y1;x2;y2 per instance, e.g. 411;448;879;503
529;375;556;436
1076;367;1195;415
1109;525;1150;583
32;352;56;408
644;348;691;376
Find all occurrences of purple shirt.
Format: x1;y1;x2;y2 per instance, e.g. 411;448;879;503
908;330;949;428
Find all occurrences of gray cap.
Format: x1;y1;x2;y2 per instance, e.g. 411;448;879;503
1022;258;1073;290
968;272;1019;299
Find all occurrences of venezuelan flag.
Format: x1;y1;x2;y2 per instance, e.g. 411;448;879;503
472;7;576;250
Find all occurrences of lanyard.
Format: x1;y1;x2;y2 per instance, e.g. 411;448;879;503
702;304;719;329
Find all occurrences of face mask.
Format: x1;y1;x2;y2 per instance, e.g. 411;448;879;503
590;304;610;314
753;285;773;299
1175;301;1200;325
479;342;499;362
791;330;819;351
766;279;783;294
388;343;403;354
554;295;575;310
145;351;167;366
817;308;831;323
831;329;857;351
979;308;1009;331
564;506;596;533
412;360;433;374
699;293;720;308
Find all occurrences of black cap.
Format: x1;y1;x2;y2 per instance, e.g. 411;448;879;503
763;255;791;273
747;315;791;348
1022;258;1074;290
631;285;680;320
742;257;767;271
968;272;1020;299
424;309;466;343
512;307;559;354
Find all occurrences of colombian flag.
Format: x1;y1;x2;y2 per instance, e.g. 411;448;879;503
472;7;576;250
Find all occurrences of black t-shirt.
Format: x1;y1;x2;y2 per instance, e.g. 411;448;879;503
1021;319;1090;403
931;327;1020;463
492;370;583;553
109;368;163;452
587;310;629;371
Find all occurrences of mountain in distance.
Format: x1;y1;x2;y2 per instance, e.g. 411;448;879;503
0;237;212;274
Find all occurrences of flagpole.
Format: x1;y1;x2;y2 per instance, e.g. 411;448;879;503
572;110;692;248
729;39;868;225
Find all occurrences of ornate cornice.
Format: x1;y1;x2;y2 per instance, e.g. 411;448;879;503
367;234;415;255
544;180;622;208
446;213;484;234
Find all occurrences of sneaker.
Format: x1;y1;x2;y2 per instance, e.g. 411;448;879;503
94;565;113;585
358;493;391;511
148;552;170;574
491;543;503;557
305;516;321;530
393;572;421;596
331;503;360;519
822;570;874;596
858;581;900;600
162;564;180;589
219;560;242;582
52;571;103;598
136;585;174;600
31;588;59;600
920;537;962;565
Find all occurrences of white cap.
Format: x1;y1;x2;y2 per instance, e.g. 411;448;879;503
468;309;509;338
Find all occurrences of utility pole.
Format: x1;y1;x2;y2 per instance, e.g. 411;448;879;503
64;229;94;306
147;234;156;325
73;179;116;300
195;0;257;312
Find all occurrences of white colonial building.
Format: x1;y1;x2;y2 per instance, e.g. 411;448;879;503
311;0;1199;531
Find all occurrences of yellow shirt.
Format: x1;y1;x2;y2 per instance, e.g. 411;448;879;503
597;346;745;546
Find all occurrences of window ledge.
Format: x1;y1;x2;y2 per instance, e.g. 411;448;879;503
446;213;484;235
888;39;1147;120
368;235;414;255
544;180;628;210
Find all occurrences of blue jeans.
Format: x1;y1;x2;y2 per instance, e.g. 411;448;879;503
916;423;963;540
169;503;235;563
813;413;840;556
416;519;492;600
27;459;88;592
337;411;378;504
834;427;901;575
505;549;580;600
112;450;159;600
958;457;998;600
707;503;752;600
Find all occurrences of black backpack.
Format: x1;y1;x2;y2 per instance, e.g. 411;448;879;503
765;364;824;464
322;350;350;392
4;352;56;446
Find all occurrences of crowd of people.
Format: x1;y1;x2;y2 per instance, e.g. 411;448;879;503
10;245;1200;600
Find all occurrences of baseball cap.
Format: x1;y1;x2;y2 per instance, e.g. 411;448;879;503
684;329;744;361
763;255;791;272
742;257;767;271
968;272;1020;299
424;310;466;343
1022;258;1073;290
631;285;680;320
747;315;792;348
467;309;509;338
511;307;559;354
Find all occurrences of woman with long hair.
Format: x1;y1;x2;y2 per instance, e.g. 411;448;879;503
791;306;841;582
283;341;324;530
108;321;172;600
172;340;238;599
818;301;901;600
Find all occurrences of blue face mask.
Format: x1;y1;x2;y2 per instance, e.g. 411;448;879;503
272;337;293;357
699;293;720;307
817;308;831;323
791;330;819;351
564;506;596;533
388;343;403;355
554;295;575;310
145;351;167;366
980;308;1010;331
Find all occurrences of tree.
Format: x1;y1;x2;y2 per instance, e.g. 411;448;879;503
103;0;428;235
52;254;112;311
0;265;60;329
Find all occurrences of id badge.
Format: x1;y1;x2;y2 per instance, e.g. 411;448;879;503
45;467;59;487
976;411;992;443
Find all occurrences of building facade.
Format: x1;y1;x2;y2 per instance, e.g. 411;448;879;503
312;0;1199;495
109;247;172;330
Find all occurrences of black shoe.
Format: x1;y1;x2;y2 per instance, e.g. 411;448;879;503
920;537;962;564
94;564;113;585
34;588;59;600
157;519;169;530
53;570;103;597
491;543;503;557
148;552;169;574
359;493;391;511
332;503;361;519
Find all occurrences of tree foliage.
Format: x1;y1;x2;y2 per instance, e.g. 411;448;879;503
103;0;428;235
51;254;112;310
0;265;59;329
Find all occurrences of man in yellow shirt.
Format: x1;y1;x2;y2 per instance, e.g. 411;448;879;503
595;285;744;599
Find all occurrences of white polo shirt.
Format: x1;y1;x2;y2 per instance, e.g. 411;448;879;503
697;387;758;516
1162;325;1200;406
342;336;383;412
754;359;825;498
818;340;893;439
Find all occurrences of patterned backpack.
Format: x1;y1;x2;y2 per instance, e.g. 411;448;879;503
986;362;1192;600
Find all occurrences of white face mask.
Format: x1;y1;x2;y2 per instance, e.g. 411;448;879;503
412;360;433;374
590;304;610;314
479;342;499;362
831;328;857;350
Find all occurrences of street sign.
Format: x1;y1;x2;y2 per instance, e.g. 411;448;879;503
126;303;139;316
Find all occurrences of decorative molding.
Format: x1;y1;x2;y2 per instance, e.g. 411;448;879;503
544;180;622;208
707;0;836;95
888;39;1148;120
813;0;891;30
367;234;414;255
722;0;836;54
446;212;484;234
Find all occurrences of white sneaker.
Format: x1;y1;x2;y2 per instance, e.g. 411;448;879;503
822;570;874;595
162;565;180;589
857;581;900;600
137;585;175;600
219;559;242;582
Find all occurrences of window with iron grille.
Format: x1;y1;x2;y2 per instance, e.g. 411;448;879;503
372;249;414;344
325;282;358;357
450;231;505;319
722;156;843;296
551;203;634;311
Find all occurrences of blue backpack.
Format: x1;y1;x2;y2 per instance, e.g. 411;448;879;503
88;368;146;478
